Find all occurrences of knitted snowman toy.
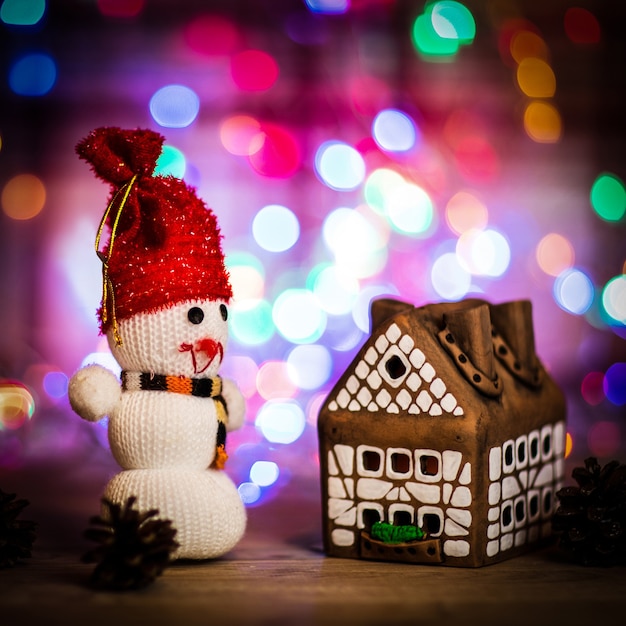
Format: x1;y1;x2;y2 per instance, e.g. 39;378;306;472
69;127;246;559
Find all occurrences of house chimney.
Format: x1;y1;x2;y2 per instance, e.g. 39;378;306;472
490;300;537;372
443;302;496;380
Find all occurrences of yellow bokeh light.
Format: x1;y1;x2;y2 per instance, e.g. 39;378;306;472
445;190;488;235
517;58;556;98
565;432;573;459
536;232;575;276
523;101;562;143
1;173;46;220
510;31;549;64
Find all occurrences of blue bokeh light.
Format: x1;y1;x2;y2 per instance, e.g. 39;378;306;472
9;52;56;96
149;84;200;128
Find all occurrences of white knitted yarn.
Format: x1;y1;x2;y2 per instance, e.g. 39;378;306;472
69;298;247;559
104;468;246;560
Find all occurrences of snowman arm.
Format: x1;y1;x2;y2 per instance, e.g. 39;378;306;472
68;364;121;422
221;377;245;432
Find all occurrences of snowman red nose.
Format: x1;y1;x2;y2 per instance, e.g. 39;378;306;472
179;339;224;374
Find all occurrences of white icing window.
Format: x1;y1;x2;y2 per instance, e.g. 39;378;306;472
528;430;541;465
356;445;384;478
386;448;413;479
415;449;442;483
417;506;443;537
389;503;414;526
377;345;410;388
357;502;384;530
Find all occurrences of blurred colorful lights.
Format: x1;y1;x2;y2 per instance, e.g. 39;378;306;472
564;8;601;45
247;123;300;178
0;381;35;431
1;174;46;220
238;482;261;505
315;141;366;191
603;363;626;406
412;2;475;60
230;300;275;346
322;207;388;278
42;371;68;400
256;361;298;400
149;85;200;128
228;253;265;302
255;400;306;444
431;252;471;301
553;268;594;315
286;345;332;390
510;30;549;64
9;52;56;96
220;115;263;157
154;145;186;178
523;101;562;144
445;191;488;235
272;289;326;344
304;0;349;15
0;0;45;25
372;109;419;153
430;1;476;42
386;182;434;236
536;233;574;277
590;173;626;222
231;50;279;92
183;14;241;57
456;228;510;277
602;275;626;325
312;264;359;315
517;58;556;98
587;421;621;458
97;0;144;19
249;460;280;487
580;371;605;406
252;204;300;253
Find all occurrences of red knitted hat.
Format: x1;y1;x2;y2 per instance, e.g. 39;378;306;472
76;127;232;338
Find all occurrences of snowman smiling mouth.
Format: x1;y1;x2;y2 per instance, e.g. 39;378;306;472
179;339;224;374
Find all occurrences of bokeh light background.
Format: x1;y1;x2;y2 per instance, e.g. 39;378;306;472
1;0;625;510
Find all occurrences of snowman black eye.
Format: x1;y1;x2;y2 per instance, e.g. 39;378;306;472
187;307;204;324
220;304;228;321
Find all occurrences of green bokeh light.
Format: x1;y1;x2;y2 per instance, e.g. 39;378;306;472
230;300;275;345
0;0;46;26
412;1;475;60
154;145;186;179
590;173;626;222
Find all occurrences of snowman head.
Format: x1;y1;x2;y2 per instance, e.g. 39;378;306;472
76;127;233;359
108;298;230;377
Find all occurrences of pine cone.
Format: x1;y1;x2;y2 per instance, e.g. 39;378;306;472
0;488;37;568
82;496;178;590
553;457;626;566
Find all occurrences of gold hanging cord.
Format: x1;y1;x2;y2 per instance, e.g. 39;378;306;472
94;174;138;346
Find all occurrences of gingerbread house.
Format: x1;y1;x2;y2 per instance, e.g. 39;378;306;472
318;298;566;567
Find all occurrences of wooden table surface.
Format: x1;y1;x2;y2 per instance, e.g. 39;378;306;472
2;454;625;626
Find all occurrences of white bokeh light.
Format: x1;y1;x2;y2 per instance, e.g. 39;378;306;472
602;275;626;324
431;252;471;300
252;204;300;252
272;289;326;343
456;228;511;277
372;109;417;152
255;400;306;444
314;141;365;191
554;268;594;315
286;344;333;390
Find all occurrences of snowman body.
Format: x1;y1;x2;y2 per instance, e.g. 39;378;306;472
69;126;246;560
70;298;246;559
